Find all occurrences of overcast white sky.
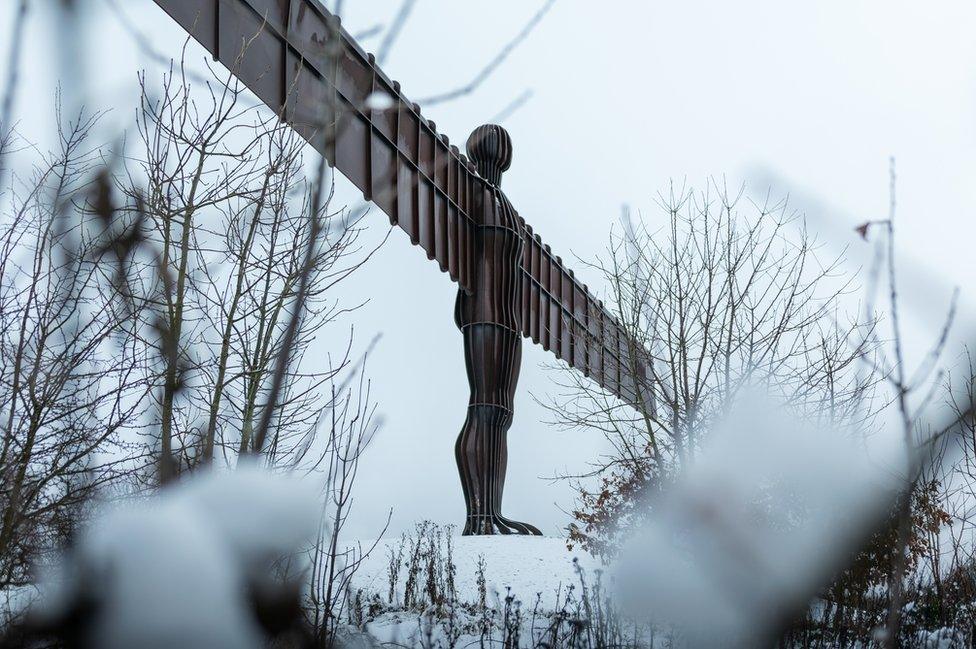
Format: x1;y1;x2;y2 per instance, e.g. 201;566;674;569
2;0;974;538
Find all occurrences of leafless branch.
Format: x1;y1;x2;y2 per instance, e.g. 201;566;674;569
417;0;556;106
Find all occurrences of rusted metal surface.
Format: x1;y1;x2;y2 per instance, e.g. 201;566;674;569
519;222;646;406
151;0;655;532
152;0;479;290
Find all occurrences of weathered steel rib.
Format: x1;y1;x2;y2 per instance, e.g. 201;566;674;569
151;0;654;529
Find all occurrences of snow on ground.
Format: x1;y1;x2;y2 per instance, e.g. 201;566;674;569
346;534;628;648
353;535;601;610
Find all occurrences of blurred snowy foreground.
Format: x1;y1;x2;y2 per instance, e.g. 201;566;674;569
16;468;320;649
614;397;901;647
6;395;916;648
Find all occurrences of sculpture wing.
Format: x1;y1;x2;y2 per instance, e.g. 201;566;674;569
152;0;482;292
519;221;652;409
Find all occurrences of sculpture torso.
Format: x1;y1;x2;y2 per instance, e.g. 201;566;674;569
454;187;524;335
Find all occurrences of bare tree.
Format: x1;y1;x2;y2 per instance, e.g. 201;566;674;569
855;160;963;648
0;105;151;589
936;350;976;628
306;361;387;645
111;57;380;478
544;181;880;555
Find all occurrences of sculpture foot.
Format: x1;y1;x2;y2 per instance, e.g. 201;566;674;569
462;512;542;536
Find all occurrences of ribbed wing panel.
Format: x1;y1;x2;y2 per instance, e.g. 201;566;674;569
519;222;651;409
152;0;480;292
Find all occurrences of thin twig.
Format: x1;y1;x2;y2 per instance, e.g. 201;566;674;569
376;0;416;66
417;0;556;106
489;88;534;124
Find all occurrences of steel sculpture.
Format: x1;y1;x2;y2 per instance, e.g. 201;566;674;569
151;0;653;534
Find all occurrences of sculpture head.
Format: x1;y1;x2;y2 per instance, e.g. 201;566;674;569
466;124;513;187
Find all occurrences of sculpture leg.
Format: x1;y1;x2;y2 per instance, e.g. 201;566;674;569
455;323;541;535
